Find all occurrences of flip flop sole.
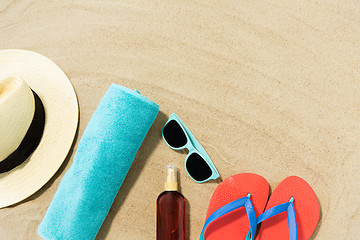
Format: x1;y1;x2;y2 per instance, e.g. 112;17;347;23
204;173;269;240
257;176;320;240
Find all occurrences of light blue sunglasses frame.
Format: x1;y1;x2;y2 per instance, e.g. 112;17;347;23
162;113;220;183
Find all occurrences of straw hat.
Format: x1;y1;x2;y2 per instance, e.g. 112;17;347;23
0;49;78;208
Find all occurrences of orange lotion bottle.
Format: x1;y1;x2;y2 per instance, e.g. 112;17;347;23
156;165;186;240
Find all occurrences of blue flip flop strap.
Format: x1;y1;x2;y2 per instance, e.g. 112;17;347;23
256;201;298;240
199;196;257;240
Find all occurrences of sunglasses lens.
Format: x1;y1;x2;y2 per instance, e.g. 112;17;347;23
186;152;212;182
163;120;187;148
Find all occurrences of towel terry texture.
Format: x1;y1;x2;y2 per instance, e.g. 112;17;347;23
38;84;159;240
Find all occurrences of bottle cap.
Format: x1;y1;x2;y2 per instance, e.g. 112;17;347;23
164;165;178;191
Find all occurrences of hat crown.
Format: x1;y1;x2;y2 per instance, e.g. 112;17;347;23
0;76;35;162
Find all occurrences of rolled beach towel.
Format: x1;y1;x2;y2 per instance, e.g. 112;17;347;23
38;84;159;240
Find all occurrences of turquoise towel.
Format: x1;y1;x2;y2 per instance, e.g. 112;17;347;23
38;84;159;240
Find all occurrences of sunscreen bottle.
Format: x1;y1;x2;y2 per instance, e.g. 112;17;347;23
156;165;186;240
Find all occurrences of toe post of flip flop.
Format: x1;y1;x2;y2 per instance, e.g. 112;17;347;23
200;174;320;240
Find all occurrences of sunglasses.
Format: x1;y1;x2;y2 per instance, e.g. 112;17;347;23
162;113;220;183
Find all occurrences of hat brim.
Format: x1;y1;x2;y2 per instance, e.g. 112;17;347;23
0;49;79;208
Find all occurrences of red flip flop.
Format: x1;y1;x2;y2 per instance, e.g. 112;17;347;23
257;176;320;240
199;173;269;240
